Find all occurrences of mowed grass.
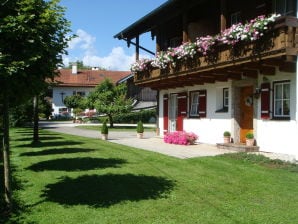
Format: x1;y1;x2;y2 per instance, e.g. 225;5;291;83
2;128;298;224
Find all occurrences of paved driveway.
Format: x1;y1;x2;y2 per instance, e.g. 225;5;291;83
40;121;234;159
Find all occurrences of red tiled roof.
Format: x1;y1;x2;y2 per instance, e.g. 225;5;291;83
52;69;131;87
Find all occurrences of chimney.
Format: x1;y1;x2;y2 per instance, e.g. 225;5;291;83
72;63;77;74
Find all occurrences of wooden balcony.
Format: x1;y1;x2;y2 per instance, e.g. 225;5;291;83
134;16;298;90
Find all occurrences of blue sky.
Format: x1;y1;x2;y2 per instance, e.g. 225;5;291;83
60;0;167;70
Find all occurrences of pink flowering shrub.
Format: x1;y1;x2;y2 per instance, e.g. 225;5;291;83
164;131;198;145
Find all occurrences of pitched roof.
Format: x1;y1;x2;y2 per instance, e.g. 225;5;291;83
52;69;131;87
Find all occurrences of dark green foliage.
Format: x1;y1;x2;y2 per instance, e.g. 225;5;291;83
63;95;86;110
246;132;254;139
87;79;133;127
136;121;144;133
112;109;156;123
101;121;108;134
223;131;231;137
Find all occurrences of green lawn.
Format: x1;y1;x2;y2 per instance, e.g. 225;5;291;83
1;128;298;224
76;125;155;132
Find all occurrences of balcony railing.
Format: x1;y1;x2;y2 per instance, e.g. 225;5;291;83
134;16;298;89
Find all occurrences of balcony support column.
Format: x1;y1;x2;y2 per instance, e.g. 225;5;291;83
135;35;140;61
220;0;227;31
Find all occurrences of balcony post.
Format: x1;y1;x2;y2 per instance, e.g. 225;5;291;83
136;35;140;61
220;0;227;31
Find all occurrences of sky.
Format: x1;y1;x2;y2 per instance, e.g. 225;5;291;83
60;0;168;71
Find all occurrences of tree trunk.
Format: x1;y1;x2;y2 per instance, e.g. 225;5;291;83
3;84;12;209
33;96;39;143
108;114;114;128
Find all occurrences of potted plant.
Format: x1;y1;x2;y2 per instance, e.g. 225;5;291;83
245;132;254;146
223;131;231;144
101;121;109;140
136;120;144;138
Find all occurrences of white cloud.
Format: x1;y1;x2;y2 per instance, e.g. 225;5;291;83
82;47;135;71
64;29;141;71
68;29;96;55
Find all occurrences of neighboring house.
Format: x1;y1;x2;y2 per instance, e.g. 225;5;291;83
117;74;157;111
115;0;298;159
50;65;130;117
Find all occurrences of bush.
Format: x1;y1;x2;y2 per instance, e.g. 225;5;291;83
246;132;254;139
164;131;198;145
101;121;108;134
136;121;144;133
113;109;156;123
223;131;231;137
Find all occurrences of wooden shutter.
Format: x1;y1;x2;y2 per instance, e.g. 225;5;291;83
177;92;187;131
199;90;207;118
163;94;169;134
261;83;270;119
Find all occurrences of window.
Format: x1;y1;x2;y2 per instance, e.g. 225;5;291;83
273;81;290;119
73;91;85;97
190;92;200;116
223;88;229;108
189;90;207;118
273;0;296;16
231;11;241;25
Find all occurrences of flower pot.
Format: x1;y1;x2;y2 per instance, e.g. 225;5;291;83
246;138;254;146
223;136;230;144
137;133;143;139
101;134;108;140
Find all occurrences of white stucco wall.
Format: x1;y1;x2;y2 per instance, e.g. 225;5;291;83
52;86;94;116
256;70;298;159
159;82;233;143
158;70;298;159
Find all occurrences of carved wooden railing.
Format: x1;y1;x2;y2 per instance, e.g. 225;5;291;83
134;16;298;85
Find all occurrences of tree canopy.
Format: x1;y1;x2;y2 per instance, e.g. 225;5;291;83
87;79;133;127
0;0;72;209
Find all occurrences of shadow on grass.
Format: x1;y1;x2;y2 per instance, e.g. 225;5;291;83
16;140;82;148
41;174;175;207
20;148;96;157
27;157;126;171
16;136;63;142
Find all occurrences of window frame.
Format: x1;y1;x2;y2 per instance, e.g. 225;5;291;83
223;88;229;109
273;80;290;120
189;91;200;117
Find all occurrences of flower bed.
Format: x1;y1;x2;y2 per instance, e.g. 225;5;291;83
131;14;280;73
164;131;198;145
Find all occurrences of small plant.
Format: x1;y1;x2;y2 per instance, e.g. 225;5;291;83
101;121;108;134
246;132;254;139
223;131;231;137
136;121;144;133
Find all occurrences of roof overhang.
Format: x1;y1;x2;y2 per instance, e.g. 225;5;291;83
113;0;205;40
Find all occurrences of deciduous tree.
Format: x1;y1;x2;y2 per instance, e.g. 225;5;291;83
87;79;133;127
0;0;71;209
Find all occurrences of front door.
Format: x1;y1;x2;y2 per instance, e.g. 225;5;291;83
240;86;254;143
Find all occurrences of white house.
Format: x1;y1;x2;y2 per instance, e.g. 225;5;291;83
50;65;130;117
115;0;298;160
